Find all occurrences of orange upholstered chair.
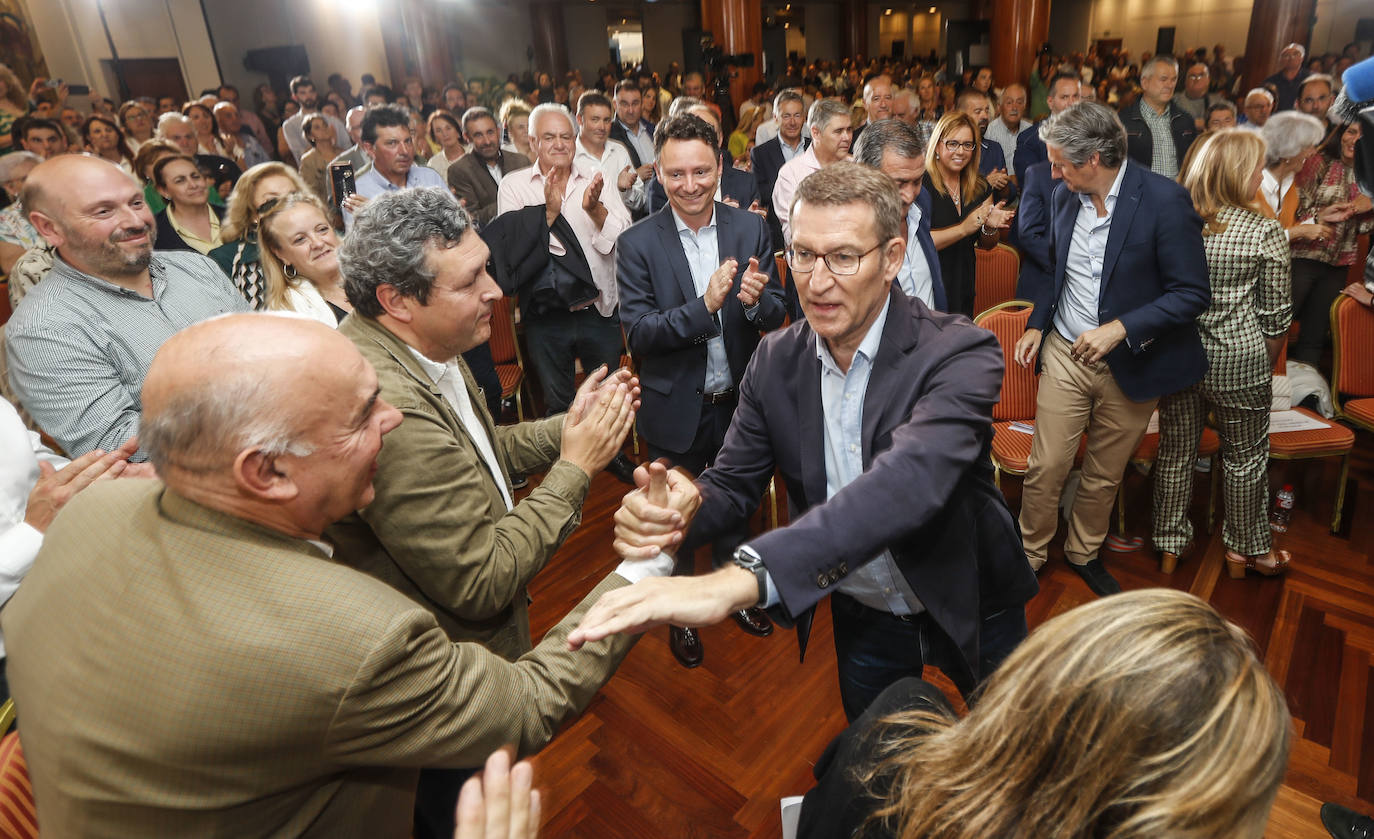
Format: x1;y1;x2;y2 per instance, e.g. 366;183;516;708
1331;294;1374;434
489;295;529;422
974;300;1038;489
0;700;35;839
972;244;1020;318
1269;341;1355;532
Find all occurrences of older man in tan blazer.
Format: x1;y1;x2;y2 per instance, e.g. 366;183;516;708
447;106;531;226
1;313;678;838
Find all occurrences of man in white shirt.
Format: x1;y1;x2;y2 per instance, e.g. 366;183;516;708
330;186;649;839
574;91;644;214
0;400;137;701
496;103;631;415
281;75;350;165
985;83;1031;182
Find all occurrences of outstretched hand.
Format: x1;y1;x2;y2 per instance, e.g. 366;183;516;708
454;749;540;839
613;460;701;559
567;566;759;650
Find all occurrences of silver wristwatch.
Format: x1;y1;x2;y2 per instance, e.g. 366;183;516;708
732;545;768;608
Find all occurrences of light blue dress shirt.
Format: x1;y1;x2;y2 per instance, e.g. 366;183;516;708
672;208;733;394
896;202;936;309
779;136;804;163
344;163;448;231
1053;162;1129;342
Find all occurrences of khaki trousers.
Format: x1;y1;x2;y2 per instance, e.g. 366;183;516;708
1019;331;1158;569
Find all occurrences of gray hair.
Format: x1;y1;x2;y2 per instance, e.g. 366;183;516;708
1260;111;1325;165
141;318;317;473
155;111;192;137
339;186;472;318
792;161;904;245
1300;73;1334;96
807;97;851;134
527;102;573;138
773;88;804;114
1245;87;1276;106
1040;101;1127;168
852;118;926;168
0;150;41;184
1140;54;1179;80
668;96;705;118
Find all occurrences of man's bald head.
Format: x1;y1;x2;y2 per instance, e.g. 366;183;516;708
142;314;339;475
142;313;401;538
23;155;155;278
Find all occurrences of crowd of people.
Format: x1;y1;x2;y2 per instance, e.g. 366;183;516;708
0;30;1372;839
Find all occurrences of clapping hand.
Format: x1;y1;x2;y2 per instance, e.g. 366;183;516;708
704;258;737;313
582;171;608;228
559;366;638;478
617;165;636;191
542;167;566;227
737;257;768;307
987;167;1011;191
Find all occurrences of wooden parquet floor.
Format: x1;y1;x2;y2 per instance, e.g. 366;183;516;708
522;431;1374;838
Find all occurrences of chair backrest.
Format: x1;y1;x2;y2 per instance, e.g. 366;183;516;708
0;280;10;327
1332;293;1374;400
0;731;36;839
488;295;519;366
973;243;1020;317
973;300;1036;421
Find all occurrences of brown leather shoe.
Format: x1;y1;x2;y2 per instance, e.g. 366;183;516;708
730;607;774;637
669;625;703;668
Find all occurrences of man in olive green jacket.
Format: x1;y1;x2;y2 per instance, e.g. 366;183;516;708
328;188;638;662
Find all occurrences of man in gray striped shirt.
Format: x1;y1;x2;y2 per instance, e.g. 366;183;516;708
6;155;248;461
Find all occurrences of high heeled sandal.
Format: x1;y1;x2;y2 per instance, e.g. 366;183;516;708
1159;542;1194;574
1225;549;1292;579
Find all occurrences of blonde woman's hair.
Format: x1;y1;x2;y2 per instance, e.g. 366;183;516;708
257;191;335;311
220;161;311;243
866;589;1290;839
1183;128;1266;235
924;111;987;208
0;65;25;110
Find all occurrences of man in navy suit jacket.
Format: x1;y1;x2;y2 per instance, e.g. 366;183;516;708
1012;102;1209;596
750;89;809;252
579;163;1037;721
616;114;787;668
853;118;947;312
1013;160;1057;301
1012;72;1082;186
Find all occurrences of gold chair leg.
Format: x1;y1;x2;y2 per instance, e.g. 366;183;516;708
993;463;1001;491
1331;452;1351;533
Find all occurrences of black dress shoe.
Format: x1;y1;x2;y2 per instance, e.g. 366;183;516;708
1322;803;1374;838
669;625;703;668
730;607;773;636
1069;559;1122;597
509;474;528;490
606;453;637;485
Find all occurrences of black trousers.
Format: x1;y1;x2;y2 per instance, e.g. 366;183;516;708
524;307;623;415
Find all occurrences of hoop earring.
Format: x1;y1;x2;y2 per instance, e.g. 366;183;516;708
284;264;297;279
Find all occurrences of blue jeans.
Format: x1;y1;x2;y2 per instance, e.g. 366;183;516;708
831;594;1027;721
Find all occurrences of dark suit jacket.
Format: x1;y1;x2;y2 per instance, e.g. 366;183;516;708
617;202;787;453
609;117;655;168
1118;99;1199;173
750;135;810;251
689;289;1038;676
1028;161;1210;401
1014;161;1056;301
1012;123;1046;187
152;203;227;254
646;166;760;215
978;138;1017;203
906;187;949;312
448;150;531;227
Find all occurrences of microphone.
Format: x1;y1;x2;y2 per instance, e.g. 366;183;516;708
1341;56;1374;105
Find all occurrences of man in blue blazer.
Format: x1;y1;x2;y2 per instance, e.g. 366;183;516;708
750;88;809;252
616;113;787;668
1012;102;1209;595
853;118;947;312
1012;72;1082;186
1013;160;1058;301
582;163;1037;721
956;89;1017;205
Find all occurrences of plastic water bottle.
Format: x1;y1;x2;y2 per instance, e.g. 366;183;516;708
1270;485;1295;533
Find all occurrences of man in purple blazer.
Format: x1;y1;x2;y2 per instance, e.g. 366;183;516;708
575;162;1037;721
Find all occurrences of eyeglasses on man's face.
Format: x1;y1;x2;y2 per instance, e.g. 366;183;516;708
786;243;881;275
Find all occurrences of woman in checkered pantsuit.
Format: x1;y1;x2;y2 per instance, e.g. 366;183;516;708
1152;129;1294;579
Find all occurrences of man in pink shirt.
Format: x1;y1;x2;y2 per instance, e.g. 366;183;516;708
496;104;632;419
